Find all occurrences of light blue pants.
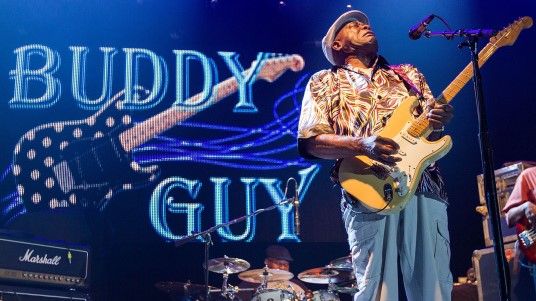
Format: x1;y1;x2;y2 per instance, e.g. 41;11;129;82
341;193;453;301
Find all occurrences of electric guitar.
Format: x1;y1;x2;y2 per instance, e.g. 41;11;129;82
12;54;304;211
516;217;536;263
338;17;533;214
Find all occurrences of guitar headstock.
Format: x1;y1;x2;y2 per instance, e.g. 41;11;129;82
490;16;533;48
255;54;305;83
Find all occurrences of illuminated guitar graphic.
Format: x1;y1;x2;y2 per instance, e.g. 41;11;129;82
516;217;536;263
338;17;533;214
12;54;304;211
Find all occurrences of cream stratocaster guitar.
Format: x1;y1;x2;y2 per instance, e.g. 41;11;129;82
12;54;304;211
338;17;533;214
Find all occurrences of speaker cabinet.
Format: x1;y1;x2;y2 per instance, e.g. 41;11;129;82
0;284;90;300
472;243;536;301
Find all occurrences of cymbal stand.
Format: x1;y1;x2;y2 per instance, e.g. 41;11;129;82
425;22;511;301
327;276;337;294
203;233;212;301
259;266;270;291
220;267;238;300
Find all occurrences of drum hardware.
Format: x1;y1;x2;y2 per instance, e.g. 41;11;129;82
298;265;358;301
155;280;220;300
252;288;295;301
239;267;300;301
205;256;251;300
310;290;340;301
329;282;358;295
206;256;251;274
259;267;270;291
221;272;238;300
238;267;294;285
328;255;353;271
325;255;358;295
174;179;298;301
298;267;341;301
297;267;349;285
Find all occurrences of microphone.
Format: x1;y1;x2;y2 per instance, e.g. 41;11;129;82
409;14;435;40
285;177;300;237
293;196;300;236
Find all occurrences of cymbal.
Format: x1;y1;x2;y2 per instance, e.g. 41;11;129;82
331;283;359;295
266;280;305;296
329;255;353;271
206;256;250;274
298;267;353;284
238;268;293;283
155;281;216;295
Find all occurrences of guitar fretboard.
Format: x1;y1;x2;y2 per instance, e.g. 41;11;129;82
407;37;502;137
117;54;304;152
119;75;241;152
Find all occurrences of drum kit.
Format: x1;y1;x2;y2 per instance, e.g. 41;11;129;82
156;255;358;301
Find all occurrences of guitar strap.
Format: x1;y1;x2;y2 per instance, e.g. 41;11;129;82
389;65;424;99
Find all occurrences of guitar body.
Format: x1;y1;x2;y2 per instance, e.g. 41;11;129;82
338;96;452;214
516;217;536;263
12;95;159;211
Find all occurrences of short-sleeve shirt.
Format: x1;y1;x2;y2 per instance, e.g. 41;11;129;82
503;166;536;213
297;56;447;201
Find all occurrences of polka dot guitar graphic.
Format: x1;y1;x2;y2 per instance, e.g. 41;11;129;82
12;54;305;211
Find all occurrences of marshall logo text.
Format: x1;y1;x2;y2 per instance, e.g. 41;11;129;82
19;249;61;266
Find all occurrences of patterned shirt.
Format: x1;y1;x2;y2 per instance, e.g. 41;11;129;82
298;56;448;202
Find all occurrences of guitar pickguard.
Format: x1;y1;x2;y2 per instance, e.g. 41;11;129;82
339;96;452;213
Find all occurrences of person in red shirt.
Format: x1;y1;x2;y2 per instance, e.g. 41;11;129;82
504;167;536;226
503;166;536;297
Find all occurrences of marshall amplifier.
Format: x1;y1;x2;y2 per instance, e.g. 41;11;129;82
0;235;89;288
0;284;90;300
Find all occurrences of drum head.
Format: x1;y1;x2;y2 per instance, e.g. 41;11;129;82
312;290;339;301
253;288;294;301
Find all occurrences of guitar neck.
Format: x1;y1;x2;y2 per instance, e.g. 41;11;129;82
119;75;241;152
436;42;498;104
407;42;500;137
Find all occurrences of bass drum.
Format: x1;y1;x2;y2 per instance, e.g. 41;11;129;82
252;289;295;301
311;290;339;301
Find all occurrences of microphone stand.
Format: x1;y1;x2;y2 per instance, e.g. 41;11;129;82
174;192;297;301
203;233;212;301
424;28;496;40
424;29;511;301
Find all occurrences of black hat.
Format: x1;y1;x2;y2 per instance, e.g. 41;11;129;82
265;245;293;262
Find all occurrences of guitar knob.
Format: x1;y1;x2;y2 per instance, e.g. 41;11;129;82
475;205;488;217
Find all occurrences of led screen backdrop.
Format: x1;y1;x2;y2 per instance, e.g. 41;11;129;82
0;0;346;244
